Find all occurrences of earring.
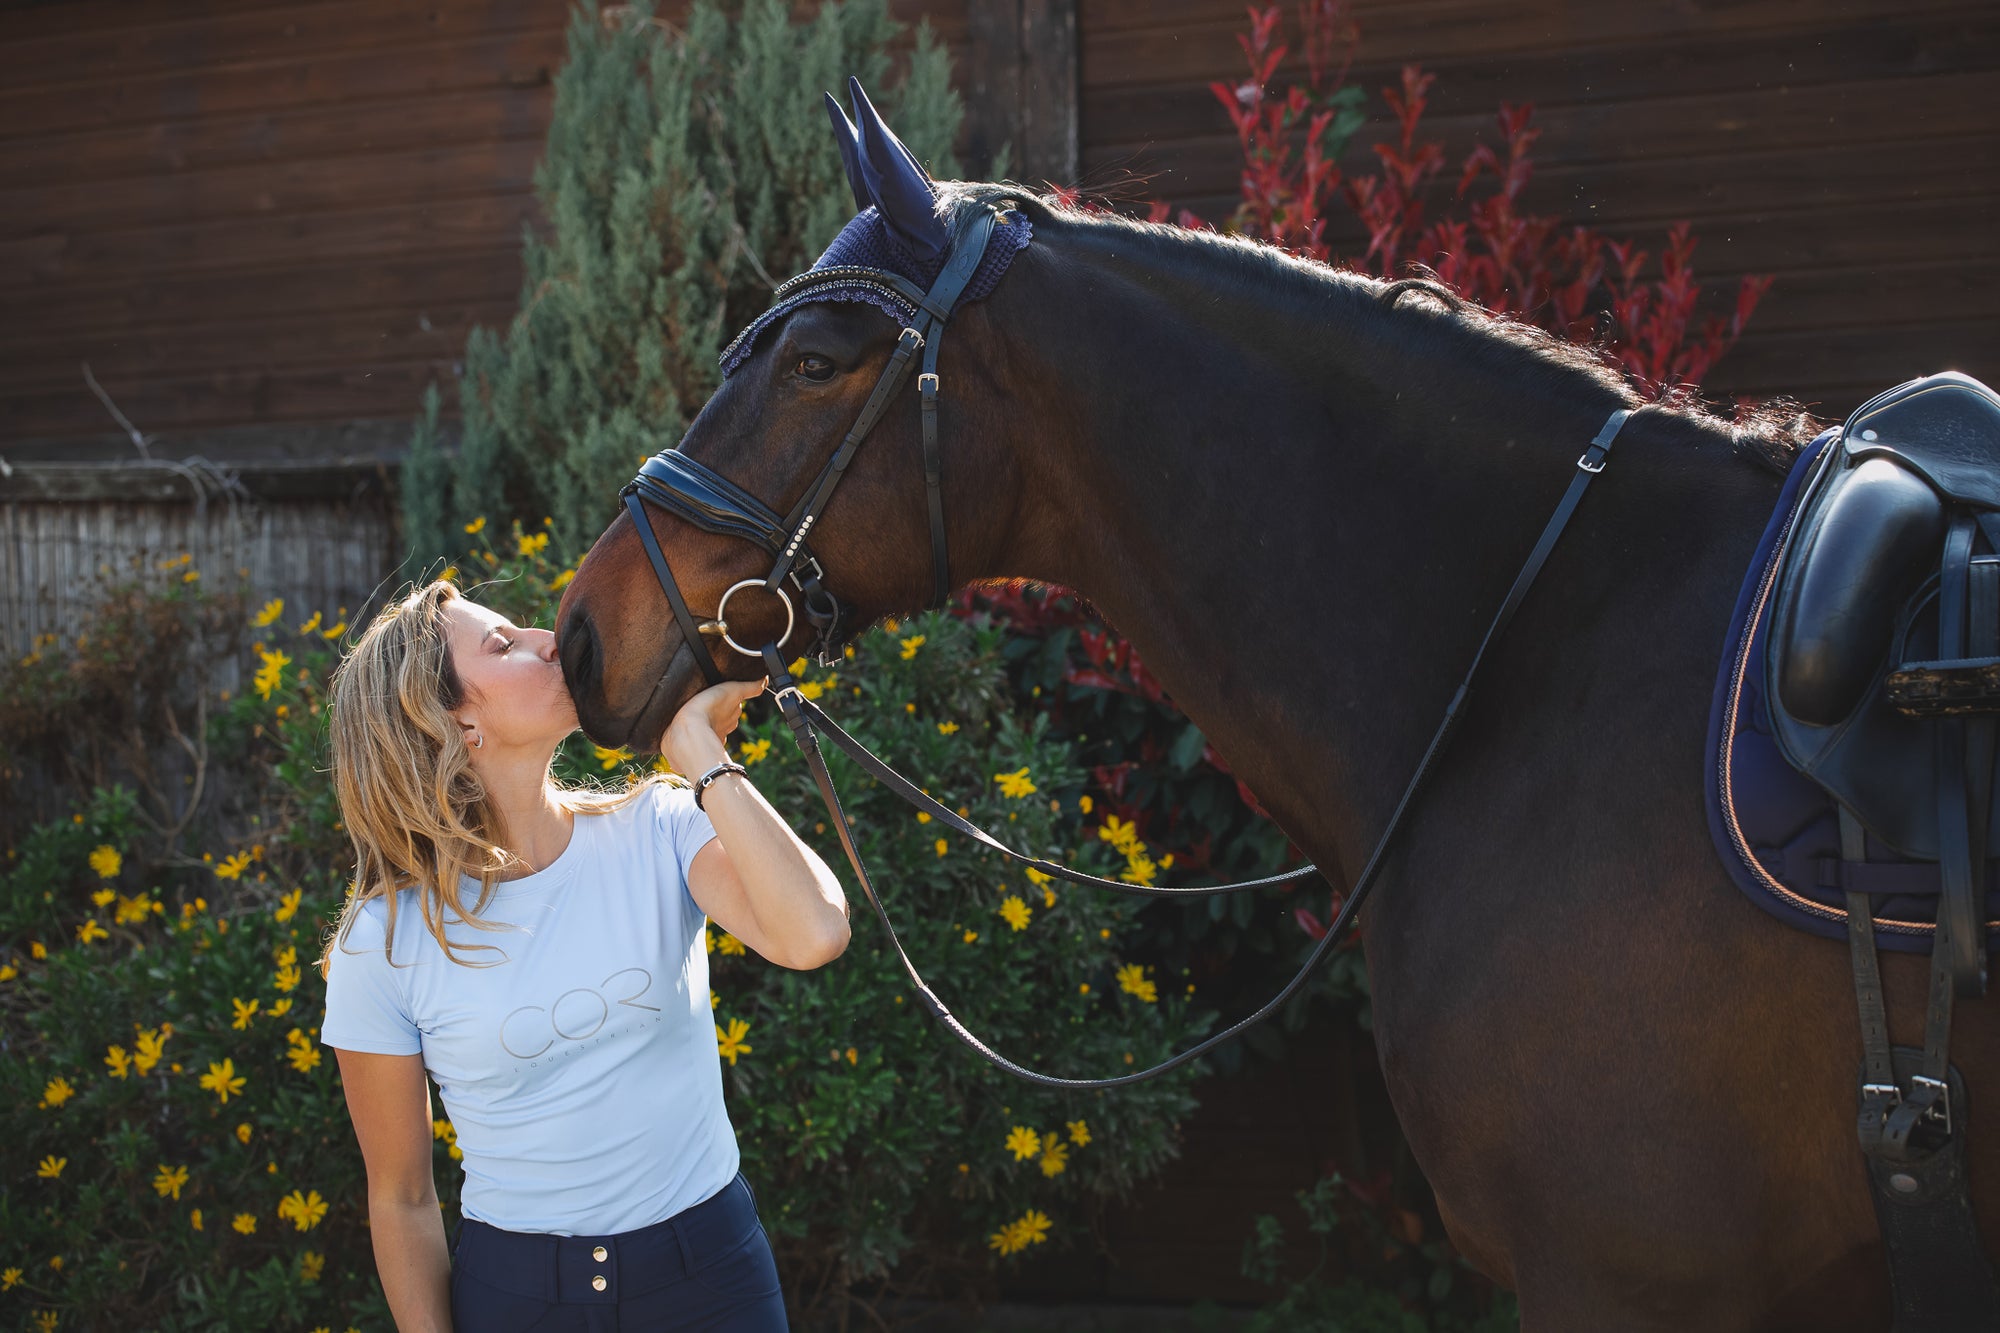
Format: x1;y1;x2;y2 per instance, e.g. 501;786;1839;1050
471;734;484;750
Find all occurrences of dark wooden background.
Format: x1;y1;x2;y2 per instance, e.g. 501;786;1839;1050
3;0;1994;452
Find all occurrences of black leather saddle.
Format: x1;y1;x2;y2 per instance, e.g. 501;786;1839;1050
1769;370;2000;994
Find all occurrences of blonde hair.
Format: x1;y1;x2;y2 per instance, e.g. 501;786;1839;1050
318;580;666;972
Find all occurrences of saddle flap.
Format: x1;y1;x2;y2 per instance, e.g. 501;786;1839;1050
1849;371;2000;511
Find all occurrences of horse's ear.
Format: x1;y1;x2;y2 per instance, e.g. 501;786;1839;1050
823;91;872;213
847;76;948;261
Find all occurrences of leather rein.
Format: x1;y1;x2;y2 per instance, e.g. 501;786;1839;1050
619;199;1636;1089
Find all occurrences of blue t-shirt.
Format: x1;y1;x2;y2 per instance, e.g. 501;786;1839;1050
320;781;734;1236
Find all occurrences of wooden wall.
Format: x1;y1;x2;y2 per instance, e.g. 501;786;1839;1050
0;0;968;448
1080;0;2000;416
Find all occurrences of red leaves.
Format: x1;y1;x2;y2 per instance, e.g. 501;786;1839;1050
1191;10;1770;398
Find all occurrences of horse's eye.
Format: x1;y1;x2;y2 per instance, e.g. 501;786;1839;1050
795;354;835;382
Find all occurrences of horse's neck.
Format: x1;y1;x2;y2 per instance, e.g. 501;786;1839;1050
978;236;1769;857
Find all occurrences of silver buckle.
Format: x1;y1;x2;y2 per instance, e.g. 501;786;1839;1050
1911;1074;1952;1133
1576;449;1607;474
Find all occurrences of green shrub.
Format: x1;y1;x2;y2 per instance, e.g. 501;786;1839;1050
1;535;1205;1329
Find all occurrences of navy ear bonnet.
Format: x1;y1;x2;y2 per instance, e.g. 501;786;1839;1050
718;76;1031;378
718;207;1031;377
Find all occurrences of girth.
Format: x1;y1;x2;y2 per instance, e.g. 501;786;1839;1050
618;205;1003;689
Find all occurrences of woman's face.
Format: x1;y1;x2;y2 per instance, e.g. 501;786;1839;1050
442;599;578;751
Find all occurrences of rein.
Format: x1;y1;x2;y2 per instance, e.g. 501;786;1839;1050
620;199;1635;1087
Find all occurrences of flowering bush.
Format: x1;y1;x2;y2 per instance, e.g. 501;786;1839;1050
0;529;1205;1329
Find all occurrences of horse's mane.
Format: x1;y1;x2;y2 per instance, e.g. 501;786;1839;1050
949;183;1818;476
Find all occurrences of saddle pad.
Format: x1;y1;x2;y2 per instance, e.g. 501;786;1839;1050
1705;429;2000;952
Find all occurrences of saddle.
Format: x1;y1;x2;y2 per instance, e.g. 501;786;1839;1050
1768;371;2000;997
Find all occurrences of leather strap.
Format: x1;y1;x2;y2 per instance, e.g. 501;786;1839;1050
621;489;726;688
757;406;1634;1088
1934;516;1986;997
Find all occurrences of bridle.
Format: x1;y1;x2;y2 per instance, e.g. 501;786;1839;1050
619;203;1005;690
618;196;1638;1090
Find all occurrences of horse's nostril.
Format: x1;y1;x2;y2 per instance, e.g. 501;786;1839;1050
558;613;597;693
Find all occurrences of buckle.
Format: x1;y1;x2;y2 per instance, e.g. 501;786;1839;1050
1911;1074;1952;1135
919;372;939;397
1576;447;1608;474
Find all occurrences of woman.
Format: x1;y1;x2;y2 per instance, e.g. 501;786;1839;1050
317;580;847;1331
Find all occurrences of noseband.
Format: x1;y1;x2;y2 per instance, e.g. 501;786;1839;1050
619;204;1005;688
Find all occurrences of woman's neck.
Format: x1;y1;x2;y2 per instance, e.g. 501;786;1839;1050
481;758;575;878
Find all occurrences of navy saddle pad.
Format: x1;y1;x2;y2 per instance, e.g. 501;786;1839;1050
1705;430;2000;952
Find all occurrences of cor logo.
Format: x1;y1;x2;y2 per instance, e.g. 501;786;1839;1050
499;967;660;1059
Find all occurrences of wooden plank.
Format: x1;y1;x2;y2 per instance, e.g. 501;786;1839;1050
1080;0;1986;91
0;361;450;440
2;0;569;92
0;190;543;288
0;301;516;392
1083;131;2000;229
1705;317;1999;412
0;29;566;141
3;248;525;337
0;85;554;190
2;132;546;233
1708;260;2000;336
1082;14;2000;149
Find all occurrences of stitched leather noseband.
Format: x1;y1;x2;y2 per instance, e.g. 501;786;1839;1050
619;205;1004;690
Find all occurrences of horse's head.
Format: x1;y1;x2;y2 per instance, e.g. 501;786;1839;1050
556;80;1047;751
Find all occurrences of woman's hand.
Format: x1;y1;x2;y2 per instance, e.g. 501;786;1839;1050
660;676;767;776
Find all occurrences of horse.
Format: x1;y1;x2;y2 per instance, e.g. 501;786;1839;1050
551;140;1999;1330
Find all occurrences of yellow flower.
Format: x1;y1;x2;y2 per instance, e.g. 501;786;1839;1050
517;531;549;558
1004;1125;1041;1161
935;838;949;857
199;1058;247;1103
993;766;1037;799
231;1213;257;1235
75;918;108;944
593;745;633;771
798;679;826;701
716;932;746;957
1;1267;19;1290
152;1164;190;1200
1039;1140;1069;1177
0;963;17;982
274;948;302;991
1017;1209;1052;1246
899;634;925;659
274;888;302;922
998;896;1032;932
1024;866;1052;886
31;941;47;960
1116;963;1158;1004
299;1250;325;1283
277;1188;329;1231
190;1208;203;1231
916;811;931;823
183;568;201;583
962;929;979;944
113;894;151;925
1079;795;1094;813
988;1221;1027;1255
937;721;959;735
214;850;253;880
91;888;116;907
253;598;285;627
88;844;121;879
1097;814;1140;854
1120;852;1159;886
710;989;719;1010
230;997;260;1030
1067;1119;1091;1147
132;1026;169;1074
442;565;461;584
704;928;715;955
104;1045;132;1079
34;1311;57;1333
549;567;576;592
39;1077;75;1109
236;1122;253;1144
464;516;487;534
268;997;293;1019
36;1155;65;1178
287;1042;322;1074
252;648;291;700
716;1017;753;1066
739;737;773;765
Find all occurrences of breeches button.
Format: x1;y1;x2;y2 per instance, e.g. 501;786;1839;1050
592;1274;607;1292
592;1246;607;1262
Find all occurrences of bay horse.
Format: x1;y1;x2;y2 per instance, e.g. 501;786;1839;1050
552;166;1999;1326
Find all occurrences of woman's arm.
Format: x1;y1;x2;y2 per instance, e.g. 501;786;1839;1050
335;1048;453;1332
664;678;851;970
